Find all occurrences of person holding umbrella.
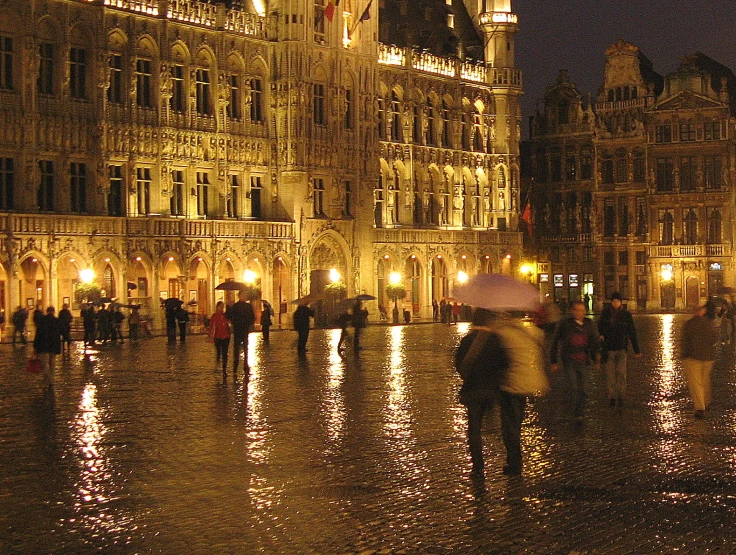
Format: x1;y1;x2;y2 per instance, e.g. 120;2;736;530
225;289;255;376
293;301;315;354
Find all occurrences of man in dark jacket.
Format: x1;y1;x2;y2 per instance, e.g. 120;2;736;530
597;292;642;408
11;306;28;345
34;306;62;389
550;300;600;420
225;290;255;375
58;303;73;351
293;303;314;354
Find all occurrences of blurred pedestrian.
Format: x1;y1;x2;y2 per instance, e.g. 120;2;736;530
34;306;62;390
209;301;230;374
128;306;141;341
58;303;73;351
550;300;600;421
165;302;177;342
597;292;641;408
455;308;548;478
260;302;273;343
293;302;314;354
97;305;111;343
11;305;28;346
439;299;447;323
175;305;189;341
111;305;125;343
432;299;439;322
352;300;368;350
336;310;351;353
681;303;718;418
226;290;255;375
81;303;97;346
452;302;460;324
32;303;43;339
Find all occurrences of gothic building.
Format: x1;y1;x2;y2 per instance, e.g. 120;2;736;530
0;0;523;327
527;40;736;311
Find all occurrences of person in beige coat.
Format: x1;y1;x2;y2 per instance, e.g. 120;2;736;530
681;303;718;418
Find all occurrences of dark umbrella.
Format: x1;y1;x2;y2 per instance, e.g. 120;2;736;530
127;282;137;290
163;297;183;310
98;297;113;304
353;294;376;302
215;281;247;291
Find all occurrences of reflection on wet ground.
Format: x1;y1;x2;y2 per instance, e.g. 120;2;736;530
2;315;736;553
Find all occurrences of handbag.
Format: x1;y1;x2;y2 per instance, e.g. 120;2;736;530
25;356;42;374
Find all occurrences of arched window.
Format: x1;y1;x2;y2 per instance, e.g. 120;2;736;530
441;99;451;147
473;110;483;151
708;208;722;244
684;209;698;245
426;98;436;145
661;211;674;245
390;91;402;142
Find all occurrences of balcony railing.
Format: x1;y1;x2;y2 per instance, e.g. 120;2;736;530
647;244;731;258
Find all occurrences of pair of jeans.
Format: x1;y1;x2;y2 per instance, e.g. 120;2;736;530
214;337;230;371
604;349;628;400
232;333;248;371
563;360;590;418
465;391;526;472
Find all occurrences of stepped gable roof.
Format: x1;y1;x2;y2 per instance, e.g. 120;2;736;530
605;39;664;96
380;0;483;62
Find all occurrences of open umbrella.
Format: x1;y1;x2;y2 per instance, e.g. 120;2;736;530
353;294;376;302
126;282;137;290
216;281;247;291
290;293;325;305
163;297;183;310
452;274;540;311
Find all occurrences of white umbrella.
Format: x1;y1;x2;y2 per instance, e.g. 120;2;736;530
452;273;540;311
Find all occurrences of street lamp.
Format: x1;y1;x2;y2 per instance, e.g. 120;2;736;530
79;269;95;284
243;269;257;284
387;272;405;324
661;266;673;282
329;268;341;283
457;270;468;284
520;264;533;283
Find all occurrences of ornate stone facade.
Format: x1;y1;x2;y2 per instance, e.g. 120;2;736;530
527;40;735;311
0;0;522;327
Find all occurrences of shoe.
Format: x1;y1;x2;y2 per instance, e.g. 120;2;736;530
502;465;522;476
694;410;705;419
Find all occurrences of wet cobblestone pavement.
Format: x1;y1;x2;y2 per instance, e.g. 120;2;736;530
2;315;736;554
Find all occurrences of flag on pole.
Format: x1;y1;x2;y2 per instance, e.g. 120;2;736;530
521;202;532;234
324;0;340;22
357;0;372;24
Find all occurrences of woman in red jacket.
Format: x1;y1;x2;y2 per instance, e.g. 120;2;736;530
209;301;231;374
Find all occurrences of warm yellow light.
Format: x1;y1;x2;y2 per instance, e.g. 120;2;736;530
520;264;532;276
135;256;141;262
79;269;95;284
505;254;512;260
168;257;174;262
457;271;468;284
661;268;673;282
329;268;341;283
389;272;402;285
252;0;265;16
243;269;257;284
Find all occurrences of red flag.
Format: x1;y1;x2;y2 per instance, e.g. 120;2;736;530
324;2;335;22
521;203;532;234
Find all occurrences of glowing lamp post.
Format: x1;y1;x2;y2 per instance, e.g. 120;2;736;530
387;272;406;324
520;264;533;283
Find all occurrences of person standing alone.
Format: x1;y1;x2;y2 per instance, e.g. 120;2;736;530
225;290;255;375
293;302;314;354
550;300;600;421
597;292;642;408
681;303;718;418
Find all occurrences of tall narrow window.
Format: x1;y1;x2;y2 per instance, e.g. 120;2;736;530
683;209;698;244
250;77;263;122
344;180;352;217
390;91;402;141
707;208;722;244
313;83;326;126
603;199;615;237
661;211;674;245
461;112;471;150
38;160;54;211
196;172;209;216
633;149;645;182
618;198;629;236
656;158;674;191
227;175;240;218
615;148;627;182
70;162;87;213
250;175;262;218
313;178;325;216
679;122;696;142
0;157;14;209
314;0;325;35
473;111;483;151
69;47;87;99
704;120;721;141
704;156;722;190
426;99;436;146
680;156;696;191
38;43;54;95
136;58;152;107
195;68;211;115
344;88;354;129
601;152;614;184
580;147;592;179
108;54;123;104
170;64;185;113
227;74;241;119
377;97;386;139
136;167;151;215
108;165;123;216
413;105;421;143
0;35;13;91
171;170;185;216
442;100;451;147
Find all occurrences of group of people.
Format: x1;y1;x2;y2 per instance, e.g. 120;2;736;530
432;298;471;324
208;290;260;376
456;290;722;480
81;303;129;345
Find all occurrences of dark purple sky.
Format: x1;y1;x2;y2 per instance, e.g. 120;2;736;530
514;1;736;136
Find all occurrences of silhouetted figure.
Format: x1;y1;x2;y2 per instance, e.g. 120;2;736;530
175;306;189;341
209;301;230;374
58;303;73;351
34;306;62;390
12;306;28;345
226;290;255;375
293;303;314;354
260;303;273;342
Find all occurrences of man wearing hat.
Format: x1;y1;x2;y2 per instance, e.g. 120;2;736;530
597;292;642;408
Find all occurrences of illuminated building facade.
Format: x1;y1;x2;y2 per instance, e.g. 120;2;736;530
527;40;736;311
0;0;522;327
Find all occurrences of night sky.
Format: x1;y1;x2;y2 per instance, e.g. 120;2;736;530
513;1;736;137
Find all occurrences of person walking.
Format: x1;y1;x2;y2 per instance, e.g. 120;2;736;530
81;303;97;346
225;290;255;375
352;300;368;351
58;303;73;351
128;306;141;341
455;308;548;478
681;303;718;418
550;300;600;421
165;303;177;342
209;301;231;374
597;292;642;408
11;305;28;346
293;302;314;354
432;299;439;322
260;302;273;343
110;305;125;343
34;306;62;390
32;303;44;340
175;305;189;342
97;305;111;343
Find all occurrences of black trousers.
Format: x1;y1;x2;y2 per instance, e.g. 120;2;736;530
465;391;526;472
